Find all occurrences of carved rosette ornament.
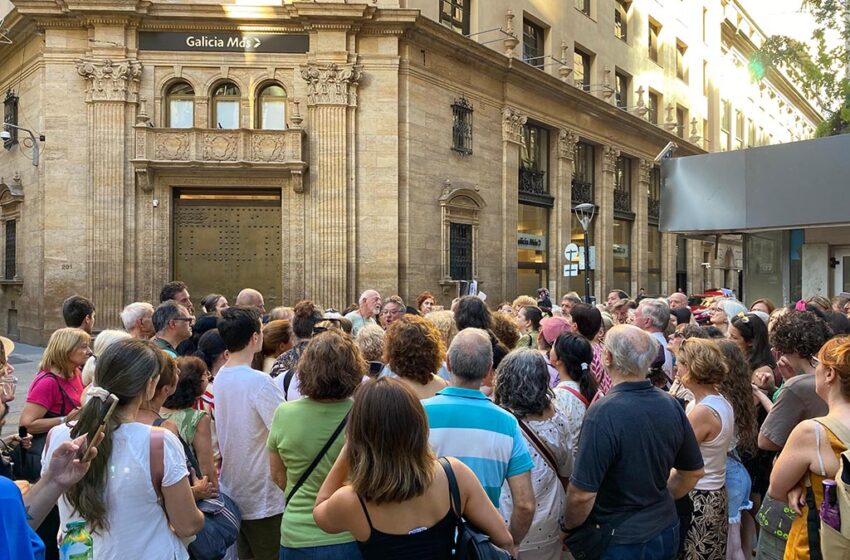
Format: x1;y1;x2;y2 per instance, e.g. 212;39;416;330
300;63;363;106
76;58;143;103
602;145;620;173
558;129;579;160
501;107;527;144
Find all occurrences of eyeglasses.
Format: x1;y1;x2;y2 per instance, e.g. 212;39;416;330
173;317;194;324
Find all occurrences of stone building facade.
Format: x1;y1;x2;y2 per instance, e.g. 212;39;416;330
0;0;820;343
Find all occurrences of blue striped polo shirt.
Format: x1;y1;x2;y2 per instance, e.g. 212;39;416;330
423;387;534;505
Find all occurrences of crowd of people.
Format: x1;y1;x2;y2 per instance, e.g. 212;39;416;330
1;282;850;560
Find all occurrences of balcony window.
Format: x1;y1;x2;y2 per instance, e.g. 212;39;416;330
166;82;194;129
614;156;631;214
676;106;686;138
4;219;15;280
648;91;660;125
615;70;629;109
450;222;473;280
451;96;474;155
574;48;592;91
676;41;688;82
212;82;240;129
572;141;595;204
439;0;470;35
576;0;591;17
649;20;661;63
523;20;545;68
614;0;629;41
519;124;548;195
648;166;661;223
257;84;287;130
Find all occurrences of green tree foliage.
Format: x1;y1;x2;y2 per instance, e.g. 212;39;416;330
753;0;850;136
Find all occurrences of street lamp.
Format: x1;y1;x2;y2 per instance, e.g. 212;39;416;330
1;123;44;167
574;202;595;303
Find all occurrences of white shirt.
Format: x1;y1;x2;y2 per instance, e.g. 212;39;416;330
686;394;735;491
43;422;190;560
213;364;286;519
552;380;587;471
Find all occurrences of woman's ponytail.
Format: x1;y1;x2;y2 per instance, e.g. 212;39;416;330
553;333;597;402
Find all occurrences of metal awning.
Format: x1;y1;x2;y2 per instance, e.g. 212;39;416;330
660;134;850;234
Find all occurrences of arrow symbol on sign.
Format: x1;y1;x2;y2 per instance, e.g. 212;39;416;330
253;37;261;48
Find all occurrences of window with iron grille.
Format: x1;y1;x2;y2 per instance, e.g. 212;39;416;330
3;91;18;149
5;220;16;280
615;70;629;109
572;141;595;204
439;0;470;35
449;222;472;280
614;156;632;214
523;20;545;68
574;48;592;91
451;97;473;155
519;124;548;195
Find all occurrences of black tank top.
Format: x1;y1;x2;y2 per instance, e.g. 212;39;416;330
355;494;458;559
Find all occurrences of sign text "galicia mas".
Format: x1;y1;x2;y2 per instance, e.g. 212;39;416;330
139;32;310;54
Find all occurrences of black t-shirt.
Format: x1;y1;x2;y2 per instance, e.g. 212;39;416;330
570;379;704;544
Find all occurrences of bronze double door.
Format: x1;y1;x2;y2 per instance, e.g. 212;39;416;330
173;190;282;312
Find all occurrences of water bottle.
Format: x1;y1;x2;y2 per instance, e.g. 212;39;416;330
821;479;841;531
59;521;93;560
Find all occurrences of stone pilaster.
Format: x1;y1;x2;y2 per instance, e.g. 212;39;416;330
661;232;678;296
501;107;526;301
301;62;362;308
635;160;652;296
596;145;618;298
552;129;578;298
77;57;142;328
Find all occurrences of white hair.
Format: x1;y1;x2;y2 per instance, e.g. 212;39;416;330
604;325;659;377
81;329;133;385
120;302;154;331
638;298;670;330
359;290;379;304
715;299;748;318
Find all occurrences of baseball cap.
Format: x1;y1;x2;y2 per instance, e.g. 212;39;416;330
540;317;572;345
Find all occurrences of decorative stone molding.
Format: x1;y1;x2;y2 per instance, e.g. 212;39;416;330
300;63;363;106
76;58;142;103
135;167;152;193
638;159;653;184
558;41;573;83
438;183;485;291
558;129;579;160
503;10;519;58
203;132;239;161
501;107;527;144
602;145;620;172
155;131;191;160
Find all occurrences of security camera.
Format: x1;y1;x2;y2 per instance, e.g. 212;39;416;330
0;131;10;141
654;141;679;163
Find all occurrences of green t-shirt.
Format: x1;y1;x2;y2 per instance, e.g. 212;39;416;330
266;398;353;548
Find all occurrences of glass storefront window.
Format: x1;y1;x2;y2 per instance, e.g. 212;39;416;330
745;231;785;307
647;224;662;295
613;219;631;292
518;204;548;297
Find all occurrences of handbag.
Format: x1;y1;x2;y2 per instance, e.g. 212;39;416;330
286;411;349;506
150;426;242;560
438;457;512;560
14;372;72;482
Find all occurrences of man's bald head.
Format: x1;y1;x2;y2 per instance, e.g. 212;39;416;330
668;292;688;310
236;288;265;313
603;324;659;378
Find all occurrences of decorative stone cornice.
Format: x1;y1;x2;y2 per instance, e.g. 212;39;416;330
602;145;620;173
639;159;654;183
501;107;526;144
300;63;363;107
76;58;142;103
558;129;579;160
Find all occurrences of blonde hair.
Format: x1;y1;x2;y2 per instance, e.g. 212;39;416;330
512;295;536;309
39;328;91;378
677;338;728;386
426;310;458;349
81;330;132;385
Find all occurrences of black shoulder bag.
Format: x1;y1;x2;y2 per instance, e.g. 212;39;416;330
286;411;349;506
13;372;73;482
438;457;513;560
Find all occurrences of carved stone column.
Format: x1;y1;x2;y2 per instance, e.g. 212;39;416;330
501;108;526;301
552;129;578;298
76;58;142;328
635;160;651;296
662;232;678;296
595;145;618;298
301;63;362;308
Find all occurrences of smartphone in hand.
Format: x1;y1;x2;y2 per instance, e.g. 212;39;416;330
76;394;119;461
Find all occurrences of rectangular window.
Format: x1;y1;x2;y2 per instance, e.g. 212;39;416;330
518;204;549;297
439;0;471;35
523;20;545;68
676;106;686;138
519;124;549;195
648;166;661;222
720;100;731;151
613;219;632;291
614;1;629;41
574;48;592;91
451;97;473;155
449;222;473;280
649;19;661;63
576;0;591;17
703;60;708;96
4;220;16;280
3;92;18;149
735;110;744;149
615;70;629;109
676;41;688;82
614;156;631;214
572;141;595;204
648;91;660;125
747;119;756;148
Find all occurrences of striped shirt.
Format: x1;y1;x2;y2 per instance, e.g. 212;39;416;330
424;387;534;505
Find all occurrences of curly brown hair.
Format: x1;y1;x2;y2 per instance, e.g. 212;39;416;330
383;315;445;385
677;338;728;385
298;329;366;400
770;310;833;359
716;340;759;456
490;312;521;350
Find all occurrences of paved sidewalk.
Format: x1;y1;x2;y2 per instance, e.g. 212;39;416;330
4;342;46;435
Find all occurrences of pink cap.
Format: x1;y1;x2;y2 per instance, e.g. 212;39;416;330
540;316;572;345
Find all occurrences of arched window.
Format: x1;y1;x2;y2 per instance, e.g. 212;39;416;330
257;84;287;130
166;82;194;128
212;82;240;129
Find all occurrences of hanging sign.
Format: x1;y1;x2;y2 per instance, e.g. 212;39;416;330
139;32;310;54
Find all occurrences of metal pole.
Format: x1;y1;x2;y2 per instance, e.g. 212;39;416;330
583;228;591;303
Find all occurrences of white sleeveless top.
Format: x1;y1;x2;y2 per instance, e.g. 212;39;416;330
687;394;735;491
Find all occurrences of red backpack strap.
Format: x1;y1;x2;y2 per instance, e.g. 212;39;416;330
149;427;165;501
562;385;590;408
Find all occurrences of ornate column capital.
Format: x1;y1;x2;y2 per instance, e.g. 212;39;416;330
558;129;579;160
638;159;653;183
300;63;363;107
501;107;527;144
602;145;620;173
76;58;142;103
